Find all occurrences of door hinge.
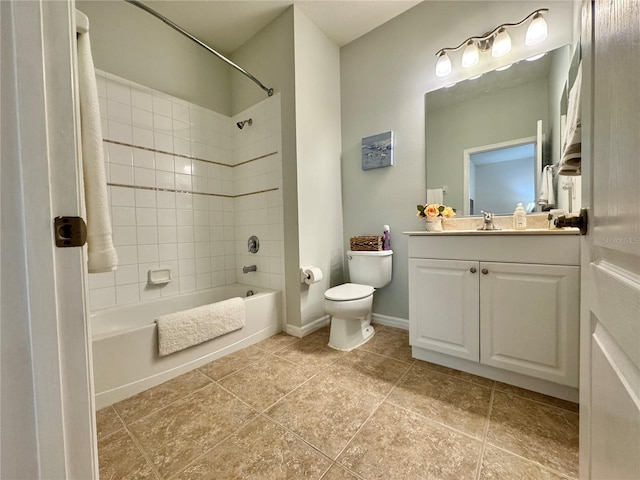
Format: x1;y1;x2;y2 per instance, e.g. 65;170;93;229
54;216;87;247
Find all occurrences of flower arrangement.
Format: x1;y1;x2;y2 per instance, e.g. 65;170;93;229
417;203;456;219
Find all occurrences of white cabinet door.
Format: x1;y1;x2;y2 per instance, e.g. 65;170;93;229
409;258;479;361
479;262;580;387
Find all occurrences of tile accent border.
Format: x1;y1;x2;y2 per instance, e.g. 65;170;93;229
104;138;278;168
107;182;279;199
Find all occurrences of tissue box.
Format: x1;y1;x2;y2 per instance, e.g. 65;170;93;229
350;236;383;251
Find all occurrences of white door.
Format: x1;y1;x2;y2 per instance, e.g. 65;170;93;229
409;258;479;361
1;1;97;478
580;1;640;478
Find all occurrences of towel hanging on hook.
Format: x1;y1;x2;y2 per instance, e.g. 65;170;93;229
538;165;556;207
77;18;119;272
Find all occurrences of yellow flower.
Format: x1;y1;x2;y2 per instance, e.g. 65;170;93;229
443;206;456;218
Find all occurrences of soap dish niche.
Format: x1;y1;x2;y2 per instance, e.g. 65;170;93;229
148;267;172;285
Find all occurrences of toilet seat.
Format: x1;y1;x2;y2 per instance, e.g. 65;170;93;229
324;283;374;301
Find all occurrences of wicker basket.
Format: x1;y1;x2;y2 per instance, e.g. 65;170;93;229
350;235;383;251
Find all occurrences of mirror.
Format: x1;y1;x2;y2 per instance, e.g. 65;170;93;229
425;45;571;216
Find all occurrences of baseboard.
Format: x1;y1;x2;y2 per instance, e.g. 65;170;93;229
285;314;406;338
285;315;330;338
372;313;409;331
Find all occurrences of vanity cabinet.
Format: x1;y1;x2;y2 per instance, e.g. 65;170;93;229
408;233;580;391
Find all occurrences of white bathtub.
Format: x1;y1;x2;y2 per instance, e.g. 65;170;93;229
91;285;282;409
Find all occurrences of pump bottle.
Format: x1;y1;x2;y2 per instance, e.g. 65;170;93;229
513;203;527;230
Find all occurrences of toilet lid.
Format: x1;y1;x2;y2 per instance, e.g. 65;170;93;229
324;283;374;301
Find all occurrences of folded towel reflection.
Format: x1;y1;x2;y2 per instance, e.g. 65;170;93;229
559;63;582;176
156;297;245;356
427;188;444;205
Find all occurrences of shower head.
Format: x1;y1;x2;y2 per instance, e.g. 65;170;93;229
236;118;253;129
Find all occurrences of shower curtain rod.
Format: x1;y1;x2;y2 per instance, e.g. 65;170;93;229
124;0;274;97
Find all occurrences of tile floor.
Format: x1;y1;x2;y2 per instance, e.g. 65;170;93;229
96;325;579;479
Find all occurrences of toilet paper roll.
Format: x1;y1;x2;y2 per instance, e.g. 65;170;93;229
303;267;323;285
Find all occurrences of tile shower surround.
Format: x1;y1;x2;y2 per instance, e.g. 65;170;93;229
96;326;579;479
88;71;284;310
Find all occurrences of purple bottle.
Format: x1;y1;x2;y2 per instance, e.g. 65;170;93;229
383;225;391;250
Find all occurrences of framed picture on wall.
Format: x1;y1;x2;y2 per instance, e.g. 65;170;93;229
361;131;394;170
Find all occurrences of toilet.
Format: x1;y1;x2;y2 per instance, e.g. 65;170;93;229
324;250;393;351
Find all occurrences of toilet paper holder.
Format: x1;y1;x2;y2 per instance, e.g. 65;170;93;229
300;267;312;283
300;266;323;285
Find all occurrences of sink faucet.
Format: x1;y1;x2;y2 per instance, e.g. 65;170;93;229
478;210;501;231
243;265;257;274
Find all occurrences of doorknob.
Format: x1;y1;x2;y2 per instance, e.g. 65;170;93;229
555;208;588;235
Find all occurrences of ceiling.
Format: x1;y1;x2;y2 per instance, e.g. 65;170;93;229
142;0;422;53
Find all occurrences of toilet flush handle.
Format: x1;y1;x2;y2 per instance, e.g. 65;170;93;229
347;254;353;260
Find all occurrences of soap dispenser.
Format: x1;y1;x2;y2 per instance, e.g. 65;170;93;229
383;225;391;250
513;203;527;230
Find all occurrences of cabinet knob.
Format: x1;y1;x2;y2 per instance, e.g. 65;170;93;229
470;267;477;273
482;268;489;275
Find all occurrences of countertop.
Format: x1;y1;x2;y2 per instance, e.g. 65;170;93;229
404;228;580;236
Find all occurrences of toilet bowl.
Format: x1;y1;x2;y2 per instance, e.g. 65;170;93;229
324;283;375;351
324;249;393;351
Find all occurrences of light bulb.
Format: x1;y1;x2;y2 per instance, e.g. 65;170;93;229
435;52;452;77
461;42;479;68
495;64;512;71
492;29;511;57
526;13;548;46
525;52;546;62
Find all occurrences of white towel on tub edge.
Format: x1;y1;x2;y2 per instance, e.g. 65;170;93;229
156;297;245;356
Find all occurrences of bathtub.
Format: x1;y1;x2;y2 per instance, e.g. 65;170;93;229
91;285;282;409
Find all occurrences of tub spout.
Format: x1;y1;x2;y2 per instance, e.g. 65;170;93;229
243;265;257;274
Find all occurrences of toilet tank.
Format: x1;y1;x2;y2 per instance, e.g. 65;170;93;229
347;250;393;288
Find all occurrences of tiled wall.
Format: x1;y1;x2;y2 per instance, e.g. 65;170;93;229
232;100;284;293
88;71;283;311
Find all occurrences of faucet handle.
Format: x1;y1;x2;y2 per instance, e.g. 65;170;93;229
478;210;501;231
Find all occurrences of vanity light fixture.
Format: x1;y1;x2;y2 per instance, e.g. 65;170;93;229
525;11;548;46
491;28;512;57
434;9;549;78
461;41;480;68
435;51;452;77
